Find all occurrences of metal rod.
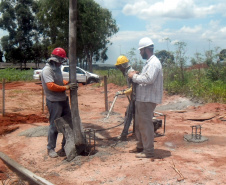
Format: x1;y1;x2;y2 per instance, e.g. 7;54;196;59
163;115;166;134
106;95;118;119
94;130;96;151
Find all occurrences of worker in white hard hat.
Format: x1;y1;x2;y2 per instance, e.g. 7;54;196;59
128;37;163;158
115;55;136;141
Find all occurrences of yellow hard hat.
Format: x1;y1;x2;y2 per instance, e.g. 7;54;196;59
115;55;129;66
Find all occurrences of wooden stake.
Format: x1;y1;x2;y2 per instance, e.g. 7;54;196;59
42;86;45;114
2;78;5;116
104;76;108;111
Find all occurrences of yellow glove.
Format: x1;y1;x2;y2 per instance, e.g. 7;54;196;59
124;87;132;96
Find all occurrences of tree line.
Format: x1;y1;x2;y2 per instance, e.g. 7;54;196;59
0;0;118;71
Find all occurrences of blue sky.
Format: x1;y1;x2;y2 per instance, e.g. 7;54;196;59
0;0;225;65
94;0;226;65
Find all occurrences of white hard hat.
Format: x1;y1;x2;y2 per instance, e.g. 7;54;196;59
138;37;154;50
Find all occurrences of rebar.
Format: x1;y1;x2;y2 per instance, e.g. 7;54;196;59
191;125;202;140
84;128;96;153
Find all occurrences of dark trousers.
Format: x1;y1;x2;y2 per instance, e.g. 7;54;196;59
121;100;135;136
46;98;71;150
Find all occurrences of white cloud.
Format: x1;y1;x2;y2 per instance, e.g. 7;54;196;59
179;25;202;33
110;30;148;42
219;27;226;33
171;39;180;45
122;0;221;20
209;20;220;28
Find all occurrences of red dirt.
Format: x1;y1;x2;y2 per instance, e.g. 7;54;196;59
0;81;226;185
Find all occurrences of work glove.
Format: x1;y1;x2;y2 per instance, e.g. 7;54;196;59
116;90;124;95
65;83;78;90
124;87;132;96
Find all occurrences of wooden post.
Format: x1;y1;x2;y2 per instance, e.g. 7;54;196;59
2;79;5;116
69;0;85;146
42;86;45;114
104;76;108;111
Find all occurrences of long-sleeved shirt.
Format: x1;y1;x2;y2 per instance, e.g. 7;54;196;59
132;55;163;104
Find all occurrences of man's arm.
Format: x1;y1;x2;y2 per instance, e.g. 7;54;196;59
46;82;77;92
128;63;160;84
46;82;67;92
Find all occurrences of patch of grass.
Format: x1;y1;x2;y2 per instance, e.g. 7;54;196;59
164;67;226;103
0;68;34;82
94;69;127;86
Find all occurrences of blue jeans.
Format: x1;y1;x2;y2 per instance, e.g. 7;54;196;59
46;98;71;150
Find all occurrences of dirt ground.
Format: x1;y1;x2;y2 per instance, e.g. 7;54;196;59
0;81;226;185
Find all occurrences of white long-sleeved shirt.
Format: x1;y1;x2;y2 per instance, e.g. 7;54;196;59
132;55;163;104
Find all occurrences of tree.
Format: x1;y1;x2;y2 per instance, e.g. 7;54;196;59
37;0;118;72
0;49;3;62
0;0;39;68
155;50;174;66
219;49;226;61
162;37;171;51
37;0;69;53
77;0;118;72
174;41;187;83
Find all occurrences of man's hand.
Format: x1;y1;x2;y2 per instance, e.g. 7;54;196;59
128;71;137;78
65;83;78;90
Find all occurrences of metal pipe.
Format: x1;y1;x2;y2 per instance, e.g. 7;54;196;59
105;95;118;119
0;151;54;185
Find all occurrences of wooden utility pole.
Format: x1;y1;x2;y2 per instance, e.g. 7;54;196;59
69;0;85;146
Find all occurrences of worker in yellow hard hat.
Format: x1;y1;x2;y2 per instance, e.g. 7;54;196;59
115;55;137;141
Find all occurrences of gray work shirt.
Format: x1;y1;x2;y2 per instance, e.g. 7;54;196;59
132;55;163;104
41;63;67;102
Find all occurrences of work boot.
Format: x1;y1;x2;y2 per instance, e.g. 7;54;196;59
135;152;154;158
117;135;127;141
48;149;58;158
129;147;143;153
57;148;66;157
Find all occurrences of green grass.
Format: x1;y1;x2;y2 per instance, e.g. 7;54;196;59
94;69;127;86
0;68;34;82
164;68;226;103
1;67;225;103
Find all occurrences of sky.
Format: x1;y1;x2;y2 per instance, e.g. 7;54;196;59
94;0;226;65
0;0;225;65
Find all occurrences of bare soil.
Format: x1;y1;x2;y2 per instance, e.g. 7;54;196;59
0;81;226;185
